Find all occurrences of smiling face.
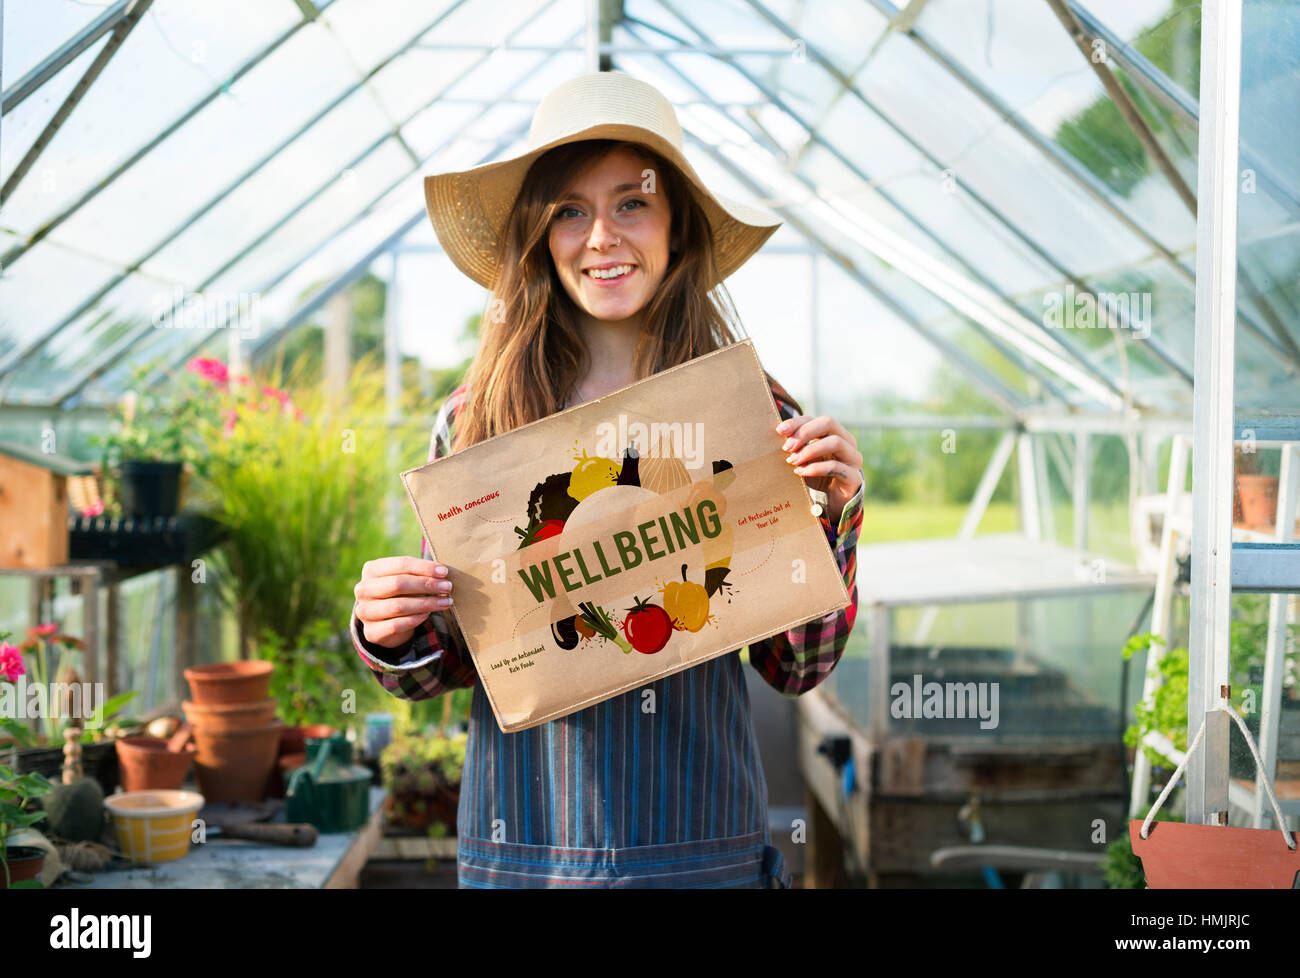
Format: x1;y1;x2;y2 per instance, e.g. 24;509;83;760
547;146;672;331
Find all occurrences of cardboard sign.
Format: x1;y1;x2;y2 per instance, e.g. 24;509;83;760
401;340;851;732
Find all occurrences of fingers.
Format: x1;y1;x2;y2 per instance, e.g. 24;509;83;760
775;415;863;470
359;594;453;621
784;433;863;473
361;613;432;649
355;572;452;601
361;556;449;580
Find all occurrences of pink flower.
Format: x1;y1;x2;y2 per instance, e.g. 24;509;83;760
81;500;105;517
0;642;24;683
261;386;290;406
293;407;305;422
28;623;58;638
222;407;239;438
186;357;229;386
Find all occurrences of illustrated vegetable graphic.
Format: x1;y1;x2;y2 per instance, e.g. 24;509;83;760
662;563;710;632
622;594;672;654
551;614;580;650
515;518;565;548
568;450;621;502
615;444;641;487
577;601;634;654
528;472;579;524
574;616;595;640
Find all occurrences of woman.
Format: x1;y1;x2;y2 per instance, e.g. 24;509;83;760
350;71;865;888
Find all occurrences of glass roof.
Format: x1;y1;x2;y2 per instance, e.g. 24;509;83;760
3;0;1298;424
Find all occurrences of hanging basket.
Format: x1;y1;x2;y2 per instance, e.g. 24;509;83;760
1131;699;1299;889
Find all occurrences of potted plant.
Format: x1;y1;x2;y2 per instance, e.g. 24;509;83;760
1233;445;1281;528
1;634;55;888
91;359;214;518
380;732;466;837
4;625;138;795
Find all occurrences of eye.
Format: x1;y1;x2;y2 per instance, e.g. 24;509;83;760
556;205;582;219
620;198;645;211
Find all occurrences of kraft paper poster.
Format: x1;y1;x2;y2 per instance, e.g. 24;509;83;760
400;339;851;733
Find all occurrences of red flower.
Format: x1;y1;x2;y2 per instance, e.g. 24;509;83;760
0;642;24;683
186;357;229;386
28;623;58;638
81;500;105;517
222;407;239;438
261;386;291;406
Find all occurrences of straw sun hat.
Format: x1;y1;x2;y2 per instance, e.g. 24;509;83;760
422;70;783;290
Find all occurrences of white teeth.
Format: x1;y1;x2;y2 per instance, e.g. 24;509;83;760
585;264;634;280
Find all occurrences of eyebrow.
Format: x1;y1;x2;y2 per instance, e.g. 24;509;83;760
558;183;644;203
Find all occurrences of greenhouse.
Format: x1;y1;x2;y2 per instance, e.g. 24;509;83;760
0;0;1297;899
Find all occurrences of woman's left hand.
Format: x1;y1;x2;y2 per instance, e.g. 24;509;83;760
776;414;864;528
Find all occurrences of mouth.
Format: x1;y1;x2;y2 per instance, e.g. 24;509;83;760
583;263;637;285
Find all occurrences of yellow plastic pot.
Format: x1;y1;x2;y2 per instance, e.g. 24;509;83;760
104;789;205;863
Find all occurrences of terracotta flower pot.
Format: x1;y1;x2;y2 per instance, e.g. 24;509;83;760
115;736;195;792
1129;819;1300;888
192;720;283;804
1;845;46;888
183;698;277;732
1236;474;1279;527
184;661;273;705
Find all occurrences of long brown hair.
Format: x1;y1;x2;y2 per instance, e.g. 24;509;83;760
451;139;795;450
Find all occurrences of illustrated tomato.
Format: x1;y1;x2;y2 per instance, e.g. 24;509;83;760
622;594;672;654
514;519;565;548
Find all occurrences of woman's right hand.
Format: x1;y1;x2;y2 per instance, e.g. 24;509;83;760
354;557;455;648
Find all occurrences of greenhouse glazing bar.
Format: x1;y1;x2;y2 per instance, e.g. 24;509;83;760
626;18;1076;406
0;0;494;391
1066;0;1300;218
0;0;346;272
0;0;129;113
52;18;581;407
860;0;1299;371
640;6;1135;402
1187;0;1242;827
685;133;1026;418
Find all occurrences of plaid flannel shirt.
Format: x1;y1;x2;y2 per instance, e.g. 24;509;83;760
349;374;863;887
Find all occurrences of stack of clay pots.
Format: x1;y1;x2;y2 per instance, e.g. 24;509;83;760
183;662;281;804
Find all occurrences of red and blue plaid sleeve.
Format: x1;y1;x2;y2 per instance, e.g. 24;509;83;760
349;384;479;701
745;393;863;697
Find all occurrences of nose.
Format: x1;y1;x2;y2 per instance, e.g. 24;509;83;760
587;213;619;252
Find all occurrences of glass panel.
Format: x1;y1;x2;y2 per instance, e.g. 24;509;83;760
37;21;361;268
0;241;125;371
2;0;301;240
3;0;109;81
822;589;1154;740
912;0;1197;254
0;35;110;179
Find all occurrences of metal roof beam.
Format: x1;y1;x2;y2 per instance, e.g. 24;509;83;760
1;0;154;204
645;3;1125;408
1;0;130;113
684;132;1027;419
1;0;556;395
47;19;573;407
1066;0;1300;218
860;0;1300;373
624;19;1076;406
0;0;346;271
1045;0;1197;214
